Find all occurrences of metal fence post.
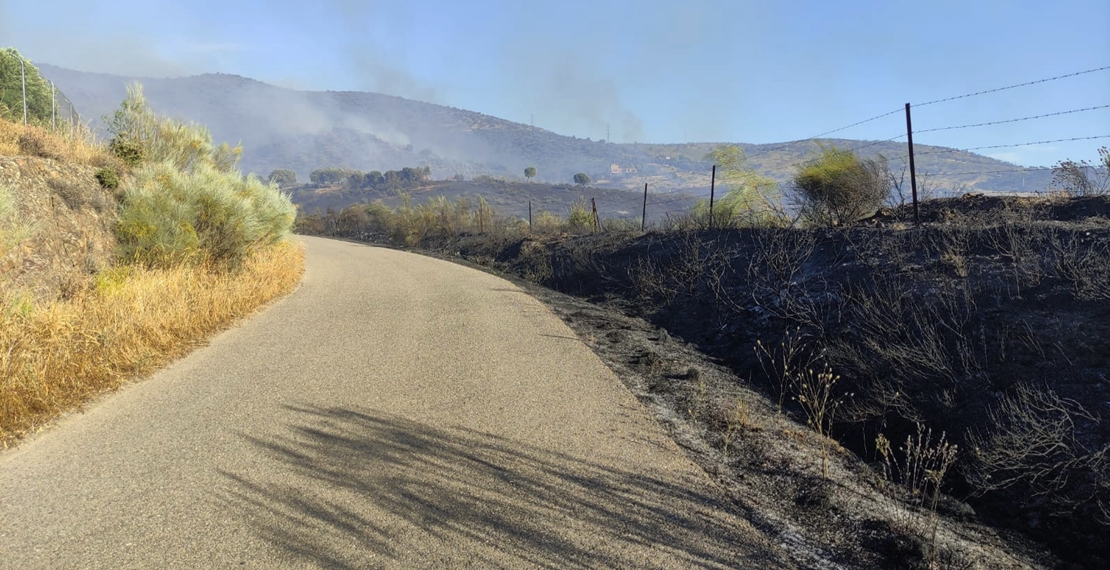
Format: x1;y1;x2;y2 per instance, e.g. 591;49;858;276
641;183;648;231
20;57;27;125
905;103;920;226
708;165;716;230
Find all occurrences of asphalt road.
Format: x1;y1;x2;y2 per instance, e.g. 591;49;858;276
0;236;787;569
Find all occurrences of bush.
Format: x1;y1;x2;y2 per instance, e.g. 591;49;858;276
793;146;889;226
108;137;144;167
94;167;119;190
106;83;241;172
1050;146;1109;196
117;161;295;267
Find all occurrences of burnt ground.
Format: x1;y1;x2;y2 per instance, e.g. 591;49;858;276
309;194;1110;569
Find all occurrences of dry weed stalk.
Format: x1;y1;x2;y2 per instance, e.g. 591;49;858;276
876;423;958;566
793;363;849;478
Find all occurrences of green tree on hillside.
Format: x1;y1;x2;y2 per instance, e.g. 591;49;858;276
310;168;354;186
573;173;590;187
524;166;537;181
268;169;297;187
0;48;54;125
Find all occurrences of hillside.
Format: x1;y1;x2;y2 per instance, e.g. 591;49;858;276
38;64;1053;197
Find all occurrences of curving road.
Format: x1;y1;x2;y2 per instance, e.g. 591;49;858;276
0;236;788;569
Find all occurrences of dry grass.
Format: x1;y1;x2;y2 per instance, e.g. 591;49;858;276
0;241;304;445
0;119;114;167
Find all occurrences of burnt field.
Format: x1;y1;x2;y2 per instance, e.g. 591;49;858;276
303;194;1110;569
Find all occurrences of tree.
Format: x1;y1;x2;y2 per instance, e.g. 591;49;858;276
267;169;297;187
792;145;889;226
524;167;537;181
309;168;353;186
573;173;590;187
0;48;53;125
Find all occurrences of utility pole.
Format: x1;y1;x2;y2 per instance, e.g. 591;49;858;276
904;103;920;226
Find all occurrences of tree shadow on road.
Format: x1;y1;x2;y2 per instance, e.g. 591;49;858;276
219;404;787;569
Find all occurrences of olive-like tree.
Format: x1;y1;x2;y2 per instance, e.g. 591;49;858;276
268;169;297;187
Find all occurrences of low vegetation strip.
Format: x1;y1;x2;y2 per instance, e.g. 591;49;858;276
1;72;301;446
0;243;303;444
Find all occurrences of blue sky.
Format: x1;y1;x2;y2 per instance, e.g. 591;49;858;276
1;0;1108;166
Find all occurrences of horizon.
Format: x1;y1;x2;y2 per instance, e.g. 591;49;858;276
3;1;1108;167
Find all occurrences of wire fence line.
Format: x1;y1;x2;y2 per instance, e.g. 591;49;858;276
571;63;1110;227
0;50;82;130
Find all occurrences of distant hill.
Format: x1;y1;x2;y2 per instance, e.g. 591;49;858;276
38;64;1053;196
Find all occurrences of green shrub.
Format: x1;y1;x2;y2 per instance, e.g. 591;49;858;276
793;146;889;226
106;83;242;172
566;199;594;231
94;167;119;190
117;161;295;267
108;138;144;167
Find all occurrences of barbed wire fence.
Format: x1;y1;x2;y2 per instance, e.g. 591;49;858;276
570;63;1110;231
0;51;82;131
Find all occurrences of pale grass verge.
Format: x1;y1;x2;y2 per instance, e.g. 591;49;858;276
0;241;305;446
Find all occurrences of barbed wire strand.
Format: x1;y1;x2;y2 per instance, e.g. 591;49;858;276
743;107;904;162
916;134;1110;157
916;104;1110;134
918;64;1110;107
943;166;1053;176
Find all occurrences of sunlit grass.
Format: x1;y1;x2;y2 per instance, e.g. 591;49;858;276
0;241;304;445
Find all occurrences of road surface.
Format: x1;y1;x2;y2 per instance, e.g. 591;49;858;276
1;236;787;569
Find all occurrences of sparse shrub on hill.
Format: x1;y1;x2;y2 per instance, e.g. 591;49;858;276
94;167;119;190
793;145;890;226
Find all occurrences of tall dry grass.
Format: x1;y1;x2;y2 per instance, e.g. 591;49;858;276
0;241;304;445
0;118;113;167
